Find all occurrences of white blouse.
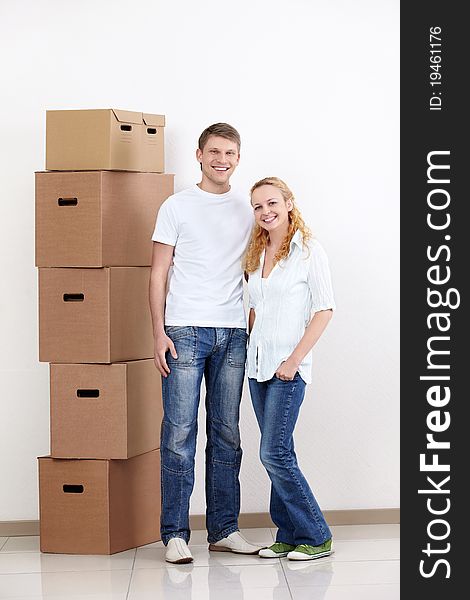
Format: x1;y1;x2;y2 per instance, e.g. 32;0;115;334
247;230;336;384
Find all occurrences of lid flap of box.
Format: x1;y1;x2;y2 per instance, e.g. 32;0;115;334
111;109;142;125
142;113;165;127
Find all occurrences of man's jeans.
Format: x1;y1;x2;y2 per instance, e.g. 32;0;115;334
249;373;332;546
160;326;247;545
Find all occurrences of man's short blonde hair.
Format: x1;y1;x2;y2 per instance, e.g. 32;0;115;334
198;123;241;152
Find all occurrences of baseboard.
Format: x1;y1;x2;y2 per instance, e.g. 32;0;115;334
190;508;399;530
0;520;40;537
325;508;400;526
0;509;399;537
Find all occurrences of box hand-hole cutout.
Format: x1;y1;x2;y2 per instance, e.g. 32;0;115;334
76;389;100;398
63;293;84;302
147;128;157;134
63;484;84;494
58;197;78;206
120;124;132;131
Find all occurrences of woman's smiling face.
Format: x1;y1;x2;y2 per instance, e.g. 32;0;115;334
251;185;293;233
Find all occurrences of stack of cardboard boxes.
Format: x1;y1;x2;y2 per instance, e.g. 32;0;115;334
35;109;173;554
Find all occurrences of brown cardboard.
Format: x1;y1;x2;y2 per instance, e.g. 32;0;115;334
50;360;162;459
35;171;174;267
38;449;161;554
46;109;165;172
142;114;166;174
39;267;153;363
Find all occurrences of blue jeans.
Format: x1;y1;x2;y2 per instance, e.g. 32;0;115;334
160;326;247;545
249;373;332;546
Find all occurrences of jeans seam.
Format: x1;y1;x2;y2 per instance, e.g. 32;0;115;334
162;464;194;476
164;533;188;546
277;379;329;542
212;459;237;466
227;328;247;367
160;458;164;536
285;461;328;539
208;524;239;544
278;379;296;456
177;462;183;535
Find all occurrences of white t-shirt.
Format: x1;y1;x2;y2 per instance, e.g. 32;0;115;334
152;184;254;327
246;231;335;384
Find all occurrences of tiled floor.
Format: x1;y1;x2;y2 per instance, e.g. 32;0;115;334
0;525;399;599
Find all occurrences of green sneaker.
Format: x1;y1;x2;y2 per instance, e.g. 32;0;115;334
287;539;333;561
259;542;296;558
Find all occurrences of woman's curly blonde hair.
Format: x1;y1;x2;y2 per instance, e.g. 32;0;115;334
243;177;312;273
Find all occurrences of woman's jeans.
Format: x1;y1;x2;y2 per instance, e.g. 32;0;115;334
249;373;331;546
160;326;247;546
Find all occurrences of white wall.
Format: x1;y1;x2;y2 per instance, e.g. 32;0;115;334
0;0;399;521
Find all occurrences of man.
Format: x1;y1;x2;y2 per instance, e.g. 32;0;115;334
149;123;260;564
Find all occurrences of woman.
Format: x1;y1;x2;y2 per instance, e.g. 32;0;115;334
244;177;335;561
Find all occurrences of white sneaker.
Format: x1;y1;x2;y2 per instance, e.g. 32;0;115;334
258;542;296;558
165;538;193;564
286;540;334;561
209;531;262;555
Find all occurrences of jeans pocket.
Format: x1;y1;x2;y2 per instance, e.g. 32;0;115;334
227;328;248;368
165;326;197;366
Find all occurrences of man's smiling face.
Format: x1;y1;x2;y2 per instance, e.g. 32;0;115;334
196;135;240;193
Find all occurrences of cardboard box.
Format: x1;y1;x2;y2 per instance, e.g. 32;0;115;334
39;267;153;363
50;360;162;459
35;171;174;267
142;114;165;173
46;109;165;172
39;449;161;554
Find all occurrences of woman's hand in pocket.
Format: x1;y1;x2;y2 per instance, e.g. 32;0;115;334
275;357;299;381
